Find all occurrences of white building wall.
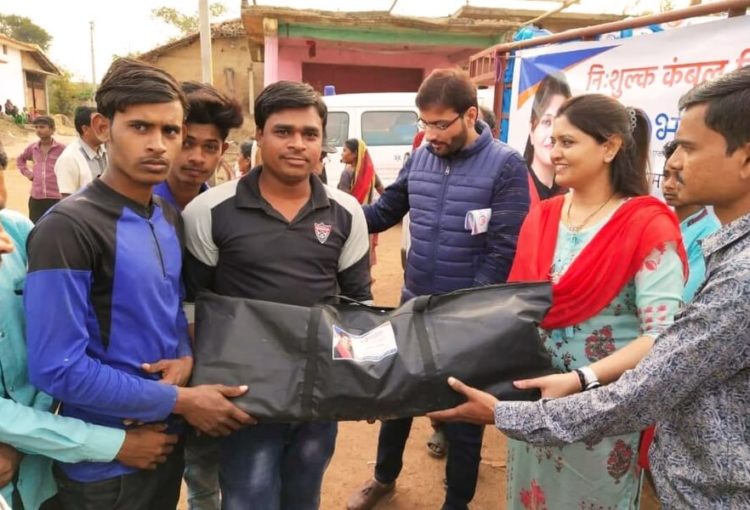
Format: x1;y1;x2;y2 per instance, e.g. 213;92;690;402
0;45;27;110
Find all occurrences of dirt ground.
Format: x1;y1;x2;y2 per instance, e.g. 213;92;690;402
3;123;659;509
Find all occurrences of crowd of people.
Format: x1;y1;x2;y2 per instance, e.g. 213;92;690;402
0;53;748;510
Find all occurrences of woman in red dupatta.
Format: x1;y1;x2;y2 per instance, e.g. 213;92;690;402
499;94;687;509
338;138;385;266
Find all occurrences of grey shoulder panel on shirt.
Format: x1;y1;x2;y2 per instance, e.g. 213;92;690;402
182;179;240;268
323;185;371;272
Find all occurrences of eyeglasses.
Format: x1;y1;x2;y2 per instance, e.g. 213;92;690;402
417;113;464;131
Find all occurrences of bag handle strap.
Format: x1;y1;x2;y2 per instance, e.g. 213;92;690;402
300;306;324;420
412;295;437;377
317;295;390;312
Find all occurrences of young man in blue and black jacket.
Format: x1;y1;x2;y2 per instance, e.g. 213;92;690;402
24;58;254;510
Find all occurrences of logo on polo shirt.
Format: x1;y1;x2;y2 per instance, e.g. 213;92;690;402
314;222;332;244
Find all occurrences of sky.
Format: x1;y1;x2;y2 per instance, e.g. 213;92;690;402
2;0;694;82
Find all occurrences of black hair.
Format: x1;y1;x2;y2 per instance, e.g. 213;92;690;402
254;80;327;133
678;65;750;155
73;106;97;135
557;94;651;197
96;58;187;121
32;115;55;129
416;68;477;114
181;81;244;140
662;140;678;170
344;138;359;154
239;140;254;159
479;106;497;132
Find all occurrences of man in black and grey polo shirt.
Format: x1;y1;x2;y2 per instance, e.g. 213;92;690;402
182;80;371;510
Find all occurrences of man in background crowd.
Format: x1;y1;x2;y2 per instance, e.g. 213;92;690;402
54;106;107;197
16;116;65;221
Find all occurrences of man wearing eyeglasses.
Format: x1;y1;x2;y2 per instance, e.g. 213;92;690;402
347;69;530;510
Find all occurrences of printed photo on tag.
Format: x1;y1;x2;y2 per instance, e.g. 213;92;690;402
332;323;397;362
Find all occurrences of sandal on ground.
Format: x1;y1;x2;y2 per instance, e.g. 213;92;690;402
427;429;448;458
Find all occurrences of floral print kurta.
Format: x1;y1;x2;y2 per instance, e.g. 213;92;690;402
507;213;684;510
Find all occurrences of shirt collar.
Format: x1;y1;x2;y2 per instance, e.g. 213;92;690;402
153;180;209;211
682;207;709;228
701;211;750;257
91;179;154;218
235;166;330;210
35;138;63;151
79;138;106;159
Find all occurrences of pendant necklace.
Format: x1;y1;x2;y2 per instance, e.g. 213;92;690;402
550;193;616;284
566;193;616;235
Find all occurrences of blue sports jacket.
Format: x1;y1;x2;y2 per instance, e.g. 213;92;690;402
24;179;190;482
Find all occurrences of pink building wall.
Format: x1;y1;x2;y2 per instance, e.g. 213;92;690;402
274;40;458;83
263;35;279;86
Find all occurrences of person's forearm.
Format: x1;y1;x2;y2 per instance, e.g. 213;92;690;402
28;352;178;422
474;235;518;285
17;159;32;179
588;335;654;385
25;270;179;421
0;397;124;463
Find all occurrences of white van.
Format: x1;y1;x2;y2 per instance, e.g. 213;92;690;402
322;89;496;189
323;93;419;188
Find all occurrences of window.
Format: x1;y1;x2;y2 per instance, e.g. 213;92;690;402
325;112;349;147
361;111;418;146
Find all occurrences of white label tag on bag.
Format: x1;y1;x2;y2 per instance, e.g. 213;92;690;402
464;208;491;235
332;322;397;363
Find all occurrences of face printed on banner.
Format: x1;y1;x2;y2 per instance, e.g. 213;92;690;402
530;94;568;170
550;114;612;189
256;106;323;185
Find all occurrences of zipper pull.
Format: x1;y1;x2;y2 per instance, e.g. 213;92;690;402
444;165;450;175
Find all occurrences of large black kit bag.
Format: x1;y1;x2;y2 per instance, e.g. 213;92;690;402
191;282;554;422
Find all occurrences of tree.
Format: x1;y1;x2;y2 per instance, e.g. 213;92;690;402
111;51;139;62
151;3;227;37
0;14;52;51
48;70;94;116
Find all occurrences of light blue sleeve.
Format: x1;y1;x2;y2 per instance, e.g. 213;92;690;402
634;243;685;339
0;396;124;463
683;242;707;303
0;209;34;260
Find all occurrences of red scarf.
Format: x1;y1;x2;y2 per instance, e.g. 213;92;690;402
509;195;687;330
350;140;376;205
